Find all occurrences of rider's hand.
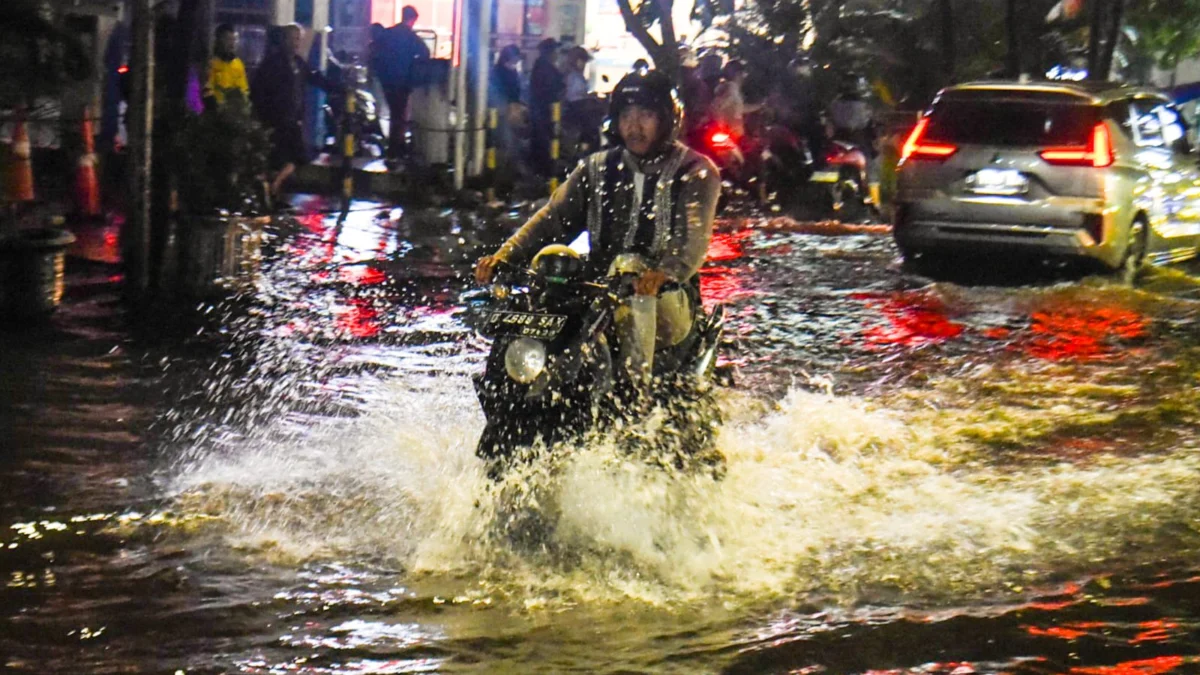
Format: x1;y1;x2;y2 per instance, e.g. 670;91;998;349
475;255;505;285
633;269;669;296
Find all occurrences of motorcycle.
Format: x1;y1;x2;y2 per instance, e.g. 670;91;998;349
809;138;871;219
322;55;386;159
690;121;871;217
469;247;727;479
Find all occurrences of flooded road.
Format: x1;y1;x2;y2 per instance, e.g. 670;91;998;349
4;199;1200;674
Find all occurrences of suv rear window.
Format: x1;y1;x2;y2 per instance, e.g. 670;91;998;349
925;96;1099;147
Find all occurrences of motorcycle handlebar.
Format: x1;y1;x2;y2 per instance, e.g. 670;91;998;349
489;260;624;297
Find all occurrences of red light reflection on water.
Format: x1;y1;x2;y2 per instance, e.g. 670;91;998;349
862;663;978;675
334;299;381;339
1020;306;1148;361
338;265;387;286
700;266;760;310
707;230;751;263
1069;656;1186;675
1096;596;1152;607
1131;620;1181;645
1025;621;1107;640
296;211;326;236
851;291;964;348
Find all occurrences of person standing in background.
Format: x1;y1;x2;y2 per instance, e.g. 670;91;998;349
491;44;523;110
490;45;526;176
678;47;711;140
529;38;564;178
710;59;761;139
374;6;430;168
563;46;591;105
203;23;249;109
562;46;602;156
251;24;331;202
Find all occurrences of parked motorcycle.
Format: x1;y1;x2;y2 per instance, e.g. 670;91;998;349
322;55;386;159
469;247;726;479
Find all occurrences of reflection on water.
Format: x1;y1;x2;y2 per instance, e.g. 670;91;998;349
5;204;1200;673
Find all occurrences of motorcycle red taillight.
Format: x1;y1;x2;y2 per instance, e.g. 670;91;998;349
709;128;737;148
1039;122;1113;168
900;117;957;162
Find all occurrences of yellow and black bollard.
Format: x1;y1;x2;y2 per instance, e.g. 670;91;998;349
549;102;562;194
339;88;356;216
485;107;498;203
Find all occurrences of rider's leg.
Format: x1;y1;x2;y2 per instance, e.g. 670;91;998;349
615;295;657;390
615;289;694;389
655;288;693;349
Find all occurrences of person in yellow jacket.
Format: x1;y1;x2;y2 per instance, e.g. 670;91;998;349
204;24;250;108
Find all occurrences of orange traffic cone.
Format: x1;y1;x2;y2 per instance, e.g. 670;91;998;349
75;107;100;216
5;111;35;204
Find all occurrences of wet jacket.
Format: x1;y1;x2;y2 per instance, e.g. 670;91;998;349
250;50;329;131
372;24;430;91
496;142;721;283
204;55;249;106
490;63;521;106
529;55;564;121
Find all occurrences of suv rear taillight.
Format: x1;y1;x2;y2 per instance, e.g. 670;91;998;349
1039;122;1113;168
900;117;957;162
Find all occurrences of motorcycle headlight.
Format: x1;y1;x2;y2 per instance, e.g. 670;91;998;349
504;337;547;384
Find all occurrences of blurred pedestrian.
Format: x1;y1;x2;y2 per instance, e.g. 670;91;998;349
710;59;761;139
529;38;564;177
678;46;711;139
203;23;249;110
490;44;526;176
562;46;602;156
251;23;332;202
772;56;824;166
374;6;430;167
698;52;723;94
491;44;523;109
563;46;592;104
829;75;875;155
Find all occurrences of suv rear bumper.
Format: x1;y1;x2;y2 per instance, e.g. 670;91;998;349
893;198;1121;268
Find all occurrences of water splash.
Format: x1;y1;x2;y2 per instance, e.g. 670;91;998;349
170;373;1200;609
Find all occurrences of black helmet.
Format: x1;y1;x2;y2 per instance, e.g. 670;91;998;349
607;69;684;151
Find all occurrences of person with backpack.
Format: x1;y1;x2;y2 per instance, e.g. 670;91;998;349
371;6;430;167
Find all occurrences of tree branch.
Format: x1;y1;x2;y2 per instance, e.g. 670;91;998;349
616;0;663;60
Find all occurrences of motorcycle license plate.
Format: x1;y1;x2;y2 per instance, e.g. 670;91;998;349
483;310;568;340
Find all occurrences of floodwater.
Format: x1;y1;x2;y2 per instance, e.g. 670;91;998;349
4;198;1200;674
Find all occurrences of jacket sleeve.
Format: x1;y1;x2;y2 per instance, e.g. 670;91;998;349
234;59;250;97
496;160;591;264
302;59;335;92
660;154;721;282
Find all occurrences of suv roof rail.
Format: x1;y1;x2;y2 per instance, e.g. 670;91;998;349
943;80;1162;104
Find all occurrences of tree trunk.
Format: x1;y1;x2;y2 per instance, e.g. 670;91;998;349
615;0;679;80
939;0;955;85
1098;0;1124;80
1087;0;1106;79
1006;0;1020;78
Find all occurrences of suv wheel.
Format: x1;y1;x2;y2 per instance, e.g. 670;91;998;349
1118;218;1147;285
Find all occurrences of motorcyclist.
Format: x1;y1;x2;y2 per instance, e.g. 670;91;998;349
474;69;721;390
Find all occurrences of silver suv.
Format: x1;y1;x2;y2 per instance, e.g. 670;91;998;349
893;81;1200;278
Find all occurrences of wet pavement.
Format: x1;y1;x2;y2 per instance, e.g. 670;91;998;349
3;197;1200;674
